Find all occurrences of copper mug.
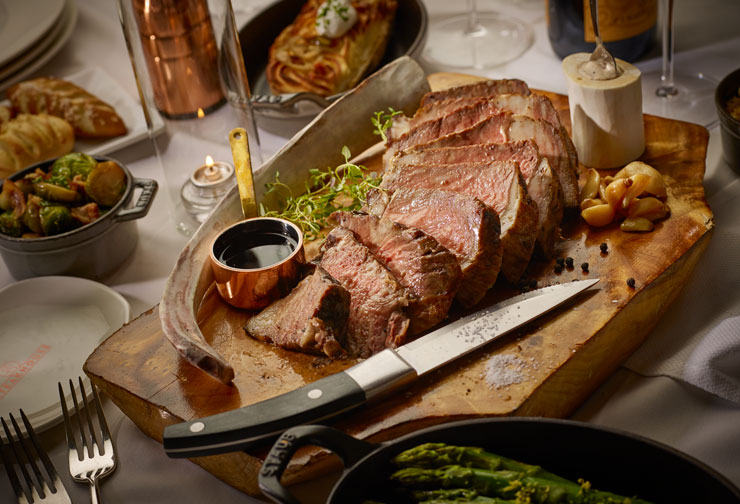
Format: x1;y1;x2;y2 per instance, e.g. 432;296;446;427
210;218;305;310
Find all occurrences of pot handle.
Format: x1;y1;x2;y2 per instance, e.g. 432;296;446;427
258;425;378;504
115;178;158;222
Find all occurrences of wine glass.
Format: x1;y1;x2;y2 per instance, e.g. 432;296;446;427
422;0;533;70
641;0;718;127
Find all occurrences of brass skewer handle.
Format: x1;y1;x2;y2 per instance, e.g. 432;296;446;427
229;127;258;219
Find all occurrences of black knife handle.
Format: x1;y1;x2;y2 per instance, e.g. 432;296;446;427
163;371;365;457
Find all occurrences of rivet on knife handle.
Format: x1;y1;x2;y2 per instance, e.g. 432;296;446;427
229;127;257;219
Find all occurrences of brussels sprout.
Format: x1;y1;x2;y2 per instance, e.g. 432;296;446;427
34;182;81;203
86;161;126;207
0;210;23;237
51;153;98;183
40;205;75;236
23;195;43;234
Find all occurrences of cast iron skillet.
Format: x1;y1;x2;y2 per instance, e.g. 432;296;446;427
239;0;427;117
259;417;740;503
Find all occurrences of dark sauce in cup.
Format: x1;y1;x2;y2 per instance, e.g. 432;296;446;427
212;218;302;270
218;232;297;269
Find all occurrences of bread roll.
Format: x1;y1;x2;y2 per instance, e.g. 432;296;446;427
7;77;127;138
267;0;397;96
0;114;75;178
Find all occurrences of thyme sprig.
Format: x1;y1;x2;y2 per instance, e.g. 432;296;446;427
260;146;381;241
372;107;402;143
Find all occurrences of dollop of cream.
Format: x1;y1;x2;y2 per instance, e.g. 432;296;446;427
578;59;623;81
315;0;357;38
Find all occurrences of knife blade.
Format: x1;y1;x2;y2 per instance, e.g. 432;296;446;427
163;278;599;457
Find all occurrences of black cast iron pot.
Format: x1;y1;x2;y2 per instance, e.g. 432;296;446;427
0;155;157;280
259;418;740;503
716;67;740;173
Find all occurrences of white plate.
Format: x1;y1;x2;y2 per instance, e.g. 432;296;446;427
0;0;77;91
0;276;130;434
0;0;66;68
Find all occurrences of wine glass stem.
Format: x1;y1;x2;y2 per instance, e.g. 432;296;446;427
657;0;677;97
466;0;484;36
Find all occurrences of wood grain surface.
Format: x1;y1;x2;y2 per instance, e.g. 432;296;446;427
84;73;713;496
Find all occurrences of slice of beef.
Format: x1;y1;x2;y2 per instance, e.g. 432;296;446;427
244;267;350;358
420;79;530;108
366;188;502;308
399;111;579;209
380;159;537;284
320;227;410;358
394;140;562;257
384;101;500;166
333;211;462;333
392;93;578;177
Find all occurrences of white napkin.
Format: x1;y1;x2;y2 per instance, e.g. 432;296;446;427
624;173;740;404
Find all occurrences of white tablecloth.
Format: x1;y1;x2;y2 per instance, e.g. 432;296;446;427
2;0;740;502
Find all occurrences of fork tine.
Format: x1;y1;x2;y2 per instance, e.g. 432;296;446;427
77;377;100;456
9;413;49;500
68;378;91;459
58;382;78;460
89;380;112;452
2;415;36;502
1;416;31;503
20;409;61;494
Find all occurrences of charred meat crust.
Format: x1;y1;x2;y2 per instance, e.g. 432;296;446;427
244;267;350;358
367;187;503;308
320;227;410;358
333;210;462;333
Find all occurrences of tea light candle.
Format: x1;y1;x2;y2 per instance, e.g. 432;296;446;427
180;155;235;222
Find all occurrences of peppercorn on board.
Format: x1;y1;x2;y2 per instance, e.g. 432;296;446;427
84;72;713;496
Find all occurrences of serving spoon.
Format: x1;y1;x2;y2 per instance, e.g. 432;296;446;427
587;0;620;80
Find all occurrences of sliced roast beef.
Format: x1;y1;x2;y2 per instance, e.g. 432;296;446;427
244;267;350;358
394;140;562;257
366;188;502;307
319;227;410;358
380;160;538;284
391;93;578;177
401;111;579;209
333;211;462;333
420;79;530;108
384;101;499;166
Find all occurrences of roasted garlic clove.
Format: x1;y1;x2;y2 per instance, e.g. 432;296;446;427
621;216;654;232
614;161;667;199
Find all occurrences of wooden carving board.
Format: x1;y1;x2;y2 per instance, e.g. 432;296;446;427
84;73;713;496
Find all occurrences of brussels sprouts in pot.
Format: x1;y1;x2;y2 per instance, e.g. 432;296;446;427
0;155;158;280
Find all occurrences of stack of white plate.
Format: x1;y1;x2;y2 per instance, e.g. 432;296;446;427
0;0;78;93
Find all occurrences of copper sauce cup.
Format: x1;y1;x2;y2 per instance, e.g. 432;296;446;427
209;217;305;310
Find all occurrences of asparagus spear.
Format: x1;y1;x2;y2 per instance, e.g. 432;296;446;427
413;488;515;503
391;466;654;504
393;443;570;483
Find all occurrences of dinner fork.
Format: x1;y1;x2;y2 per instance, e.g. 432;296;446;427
58;378;116;504
0;410;71;504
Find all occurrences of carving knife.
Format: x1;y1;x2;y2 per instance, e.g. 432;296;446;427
164;278;599;457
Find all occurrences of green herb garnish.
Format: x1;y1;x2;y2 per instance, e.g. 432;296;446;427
372;107;402;143
260;146;382;241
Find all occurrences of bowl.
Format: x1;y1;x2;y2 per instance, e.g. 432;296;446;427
0;155;157;280
240;0;428;119
209;217;305;310
259;418;740;503
715;68;740;172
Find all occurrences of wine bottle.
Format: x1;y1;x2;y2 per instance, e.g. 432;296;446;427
547;0;657;62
